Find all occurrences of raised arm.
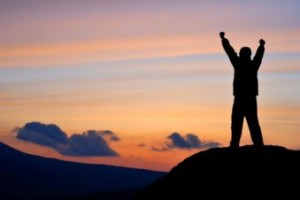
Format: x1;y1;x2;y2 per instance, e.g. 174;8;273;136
253;39;265;70
220;32;238;67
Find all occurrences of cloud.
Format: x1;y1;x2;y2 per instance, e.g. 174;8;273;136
15;122;119;156
16;122;68;147
151;146;169;152
152;132;221;151
97;130;120;141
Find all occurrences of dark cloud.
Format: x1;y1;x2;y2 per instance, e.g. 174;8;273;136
151;146;169;152
16;122;68;147
97;130;120;141
168;132;221;149
152;132;221;151
84;129;121;142
15;122;119;156
61;131;118;156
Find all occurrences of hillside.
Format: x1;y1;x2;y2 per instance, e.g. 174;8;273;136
0;142;165;200
137;145;300;199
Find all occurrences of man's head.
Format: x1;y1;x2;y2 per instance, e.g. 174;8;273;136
239;47;252;60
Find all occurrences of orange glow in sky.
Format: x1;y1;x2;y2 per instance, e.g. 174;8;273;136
1;0;300;171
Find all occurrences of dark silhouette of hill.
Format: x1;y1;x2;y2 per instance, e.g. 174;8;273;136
137;145;300;199
0;142;165;200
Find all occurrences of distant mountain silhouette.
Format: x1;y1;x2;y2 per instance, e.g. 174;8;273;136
0;142;165;200
137;145;300;199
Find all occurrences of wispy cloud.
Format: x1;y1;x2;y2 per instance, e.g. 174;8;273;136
152;132;221;151
15;122;119;156
0;36;204;68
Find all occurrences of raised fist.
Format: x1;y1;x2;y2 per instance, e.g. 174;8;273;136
259;39;265;46
219;32;225;39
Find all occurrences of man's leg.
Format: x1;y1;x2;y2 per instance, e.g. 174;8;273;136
230;97;244;148
245;97;264;146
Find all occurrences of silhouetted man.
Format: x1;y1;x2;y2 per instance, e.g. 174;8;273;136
220;32;265;148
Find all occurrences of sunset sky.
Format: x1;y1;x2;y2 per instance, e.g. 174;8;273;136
1;0;300;171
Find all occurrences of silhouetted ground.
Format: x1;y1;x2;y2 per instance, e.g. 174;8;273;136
137;145;300;199
0;142;165;200
2;142;299;199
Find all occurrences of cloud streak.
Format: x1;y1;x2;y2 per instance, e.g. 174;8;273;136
152;132;221;151
16;122;119;156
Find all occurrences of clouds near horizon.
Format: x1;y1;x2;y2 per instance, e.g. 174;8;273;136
152;132;221;151
15;122;119;156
